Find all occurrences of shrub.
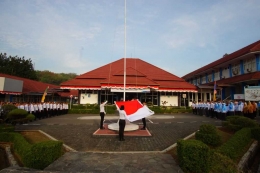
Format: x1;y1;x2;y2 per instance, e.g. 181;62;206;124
195;124;221;147
8;109;28;120
1;104;18;121
0;124;15;132
71;104;86;109
177;139;210;173
0;132;32;162
69;105;116;114
251;127;260;142
150;106;164;113
7;109;28;124
0;132;63;170
26;114;35;121
223;116;259;132
26;141;63;169
217;128;252;160
209;152;238;173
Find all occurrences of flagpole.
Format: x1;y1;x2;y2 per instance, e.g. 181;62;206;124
123;0;126;101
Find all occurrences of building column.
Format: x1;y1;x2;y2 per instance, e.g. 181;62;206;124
222;87;226;101
242;82;246;94
98;90;101;104
230;87;235;100
229;64;232;78
240;60;244;75
256;54;260;71
203;93;207;102
157;92;160;106
195;92;198;103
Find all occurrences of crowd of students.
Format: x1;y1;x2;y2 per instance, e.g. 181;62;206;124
0;101;69;119
191;100;259;120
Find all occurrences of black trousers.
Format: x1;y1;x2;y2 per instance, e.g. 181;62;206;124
119;119;126;140
100;112;105;128
142;118;146;128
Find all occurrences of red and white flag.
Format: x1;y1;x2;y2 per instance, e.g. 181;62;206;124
115;100;154;122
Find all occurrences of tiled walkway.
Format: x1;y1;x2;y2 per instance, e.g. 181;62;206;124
0;114;229;172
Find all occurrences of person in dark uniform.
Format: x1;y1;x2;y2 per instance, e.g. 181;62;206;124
141;102;147;130
99;100;107;129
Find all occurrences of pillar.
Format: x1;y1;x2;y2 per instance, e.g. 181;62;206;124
242;82;246;94
256;54;260;71
230;87;235;100
240;60;244;75
229;64;232;78
222;87;225;101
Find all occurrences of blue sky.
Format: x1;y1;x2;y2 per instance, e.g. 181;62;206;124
0;0;260;77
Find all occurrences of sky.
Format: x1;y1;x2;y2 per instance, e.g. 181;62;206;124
0;0;260;78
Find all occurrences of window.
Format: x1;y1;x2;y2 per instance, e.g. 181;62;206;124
201;76;206;84
244;58;255;73
214;71;219;80
232;63;240;76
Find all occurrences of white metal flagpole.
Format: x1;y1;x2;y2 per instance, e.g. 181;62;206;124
123;0;126;101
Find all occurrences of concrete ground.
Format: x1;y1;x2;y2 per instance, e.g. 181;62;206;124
1;113;259;173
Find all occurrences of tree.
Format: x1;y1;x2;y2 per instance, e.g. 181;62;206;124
0;53;38;80
36;70;77;85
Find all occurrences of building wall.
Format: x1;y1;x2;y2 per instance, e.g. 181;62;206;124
160;95;178;106
80;93;98;104
185;51;260;101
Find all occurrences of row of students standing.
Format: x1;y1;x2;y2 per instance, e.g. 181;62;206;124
0;102;69;119
191;100;257;120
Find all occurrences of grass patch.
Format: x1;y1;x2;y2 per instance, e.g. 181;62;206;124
19;131;68;153
20;131;51;144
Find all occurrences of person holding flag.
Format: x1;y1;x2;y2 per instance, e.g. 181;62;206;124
141;101;147;130
99;100;107;129
118;105;127;141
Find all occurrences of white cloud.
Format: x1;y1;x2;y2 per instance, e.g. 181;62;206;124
163;1;260;50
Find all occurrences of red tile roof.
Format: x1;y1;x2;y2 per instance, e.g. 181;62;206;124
213;72;260;85
61;58;197;92
0;73;77;97
182;40;260;79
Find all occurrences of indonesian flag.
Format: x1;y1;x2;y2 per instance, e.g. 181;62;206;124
115;100;154;122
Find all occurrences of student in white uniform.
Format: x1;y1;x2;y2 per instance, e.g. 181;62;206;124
118;105;127;141
99;101;107;129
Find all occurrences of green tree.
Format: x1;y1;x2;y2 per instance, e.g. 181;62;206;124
36;70;77;85
0;53;38;80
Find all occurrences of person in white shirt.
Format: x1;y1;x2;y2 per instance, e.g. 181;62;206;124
34;103;39;119
42;102;47;118
118;105;127;141
53;102;57;116
24;103;29;114
30;103;35;116
38;103;43;118
99;100;107;129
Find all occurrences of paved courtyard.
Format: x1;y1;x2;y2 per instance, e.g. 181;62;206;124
0;113;243;173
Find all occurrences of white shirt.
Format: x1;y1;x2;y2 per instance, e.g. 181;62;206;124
100;101;107;113
119;110;126;120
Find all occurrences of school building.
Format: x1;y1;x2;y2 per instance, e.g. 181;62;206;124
182;40;260;103
60;58;197;106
